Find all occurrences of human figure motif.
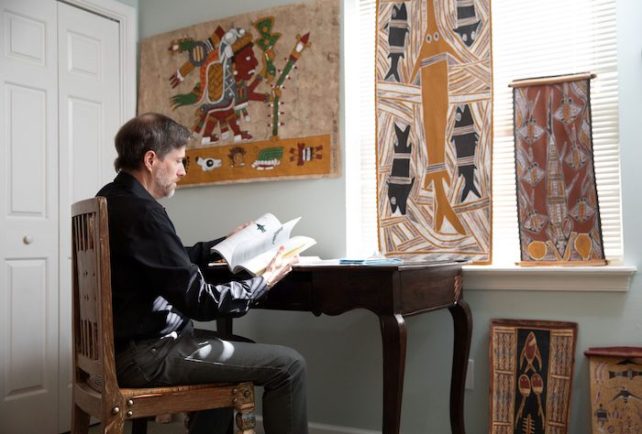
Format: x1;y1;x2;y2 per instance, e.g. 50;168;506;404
169;27;267;144
409;0;466;234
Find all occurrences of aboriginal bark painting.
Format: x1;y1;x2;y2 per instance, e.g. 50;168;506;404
138;0;340;185
375;0;493;262
511;73;606;265
489;319;577;434
585;347;642;434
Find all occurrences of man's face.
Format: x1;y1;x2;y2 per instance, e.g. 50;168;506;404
151;147;186;199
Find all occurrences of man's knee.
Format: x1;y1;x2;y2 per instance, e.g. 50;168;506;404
269;346;306;388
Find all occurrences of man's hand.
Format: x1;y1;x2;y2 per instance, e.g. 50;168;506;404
262;246;298;288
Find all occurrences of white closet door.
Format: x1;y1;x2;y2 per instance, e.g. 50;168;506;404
57;2;120;432
0;0;60;432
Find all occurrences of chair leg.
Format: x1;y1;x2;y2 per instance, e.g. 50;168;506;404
234;410;256;434
71;403;90;434
233;383;256;434
131;418;148;434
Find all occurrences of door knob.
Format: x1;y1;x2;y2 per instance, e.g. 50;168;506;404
22;235;33;245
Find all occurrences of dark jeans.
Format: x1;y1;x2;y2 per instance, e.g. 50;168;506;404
116;324;308;434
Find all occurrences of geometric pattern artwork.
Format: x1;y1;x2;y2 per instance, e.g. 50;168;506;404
489;319;578;434
585;347;642;434
375;0;493;262
511;73;606;265
138;0;339;185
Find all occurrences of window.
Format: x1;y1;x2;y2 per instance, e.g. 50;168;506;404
345;0;631;288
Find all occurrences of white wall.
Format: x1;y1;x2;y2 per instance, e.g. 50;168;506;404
137;0;642;432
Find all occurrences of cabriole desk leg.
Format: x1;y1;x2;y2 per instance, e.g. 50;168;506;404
379;313;407;434
448;300;472;434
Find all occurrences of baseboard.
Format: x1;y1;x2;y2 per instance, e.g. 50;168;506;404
255;416;379;434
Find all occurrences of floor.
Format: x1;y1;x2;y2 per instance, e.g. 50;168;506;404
87;414;266;433
88;415;185;433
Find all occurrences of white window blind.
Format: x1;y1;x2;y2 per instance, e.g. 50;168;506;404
346;0;623;264
345;0;378;256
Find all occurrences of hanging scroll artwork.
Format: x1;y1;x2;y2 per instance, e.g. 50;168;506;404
511;73;606;265
489;319;577;434
375;0;493;262
585;347;642;434
138;0;340;185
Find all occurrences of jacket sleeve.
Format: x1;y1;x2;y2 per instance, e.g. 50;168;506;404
134;207;268;320
185;237;226;268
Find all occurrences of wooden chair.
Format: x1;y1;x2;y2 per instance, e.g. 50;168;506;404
71;197;256;434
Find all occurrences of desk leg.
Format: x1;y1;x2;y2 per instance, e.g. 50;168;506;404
448;300;472;434
217;317;234;337
379;313;407;434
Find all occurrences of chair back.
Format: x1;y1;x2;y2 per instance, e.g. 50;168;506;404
71;197;118;398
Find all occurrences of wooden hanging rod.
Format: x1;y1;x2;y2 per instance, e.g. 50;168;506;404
509;72;596;88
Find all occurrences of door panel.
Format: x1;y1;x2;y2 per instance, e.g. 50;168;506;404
0;0;59;432
0;1;122;432
57;3;120;432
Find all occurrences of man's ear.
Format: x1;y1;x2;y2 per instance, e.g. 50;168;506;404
143;150;157;172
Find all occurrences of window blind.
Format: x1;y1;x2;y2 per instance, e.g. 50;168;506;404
346;0;622;264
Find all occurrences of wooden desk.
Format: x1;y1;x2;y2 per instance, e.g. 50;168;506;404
207;261;472;434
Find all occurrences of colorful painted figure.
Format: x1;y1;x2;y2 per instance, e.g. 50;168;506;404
252;147;283;170
228;146;247;167
289;142;323;166
169;26;266;144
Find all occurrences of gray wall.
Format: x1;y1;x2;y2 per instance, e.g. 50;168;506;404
137;0;642;432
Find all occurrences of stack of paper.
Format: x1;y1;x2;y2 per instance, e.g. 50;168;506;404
338;257;402;265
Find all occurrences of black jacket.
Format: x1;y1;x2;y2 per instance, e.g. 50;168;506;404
97;171;267;348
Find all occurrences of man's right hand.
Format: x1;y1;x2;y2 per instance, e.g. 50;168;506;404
262;246;298;288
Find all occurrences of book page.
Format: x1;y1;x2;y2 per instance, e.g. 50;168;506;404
238;235;317;275
211;214;302;271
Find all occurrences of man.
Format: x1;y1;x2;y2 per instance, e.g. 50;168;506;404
97;112;308;434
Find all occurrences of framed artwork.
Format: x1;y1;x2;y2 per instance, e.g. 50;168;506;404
585;347;642;434
375;0;493;262
138;0;340;185
511;73;606;265
489;319;577;434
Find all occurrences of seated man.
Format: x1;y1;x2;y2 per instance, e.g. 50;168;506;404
97;112;308;434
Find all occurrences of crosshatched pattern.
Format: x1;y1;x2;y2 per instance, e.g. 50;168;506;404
375;0;492;262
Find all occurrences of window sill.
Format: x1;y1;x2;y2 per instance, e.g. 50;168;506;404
462;264;637;292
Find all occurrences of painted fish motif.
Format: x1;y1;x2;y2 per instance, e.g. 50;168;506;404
387;123;415;214
553;83;582;125
516;90;545;145
519;189;548;233
521;162;545;187
451;104;481;201
384;4;409;82
569;197;596;223
453;0;481;48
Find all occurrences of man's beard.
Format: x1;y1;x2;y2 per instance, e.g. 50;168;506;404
154;172;177;199
165;184;176;198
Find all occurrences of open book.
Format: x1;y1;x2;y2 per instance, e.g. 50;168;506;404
211;213;316;276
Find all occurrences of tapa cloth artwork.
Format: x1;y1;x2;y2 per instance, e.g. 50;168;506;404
489;319;577;434
585;347;642;434
375;0;493;262
138;0;340;185
512;73;605;265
